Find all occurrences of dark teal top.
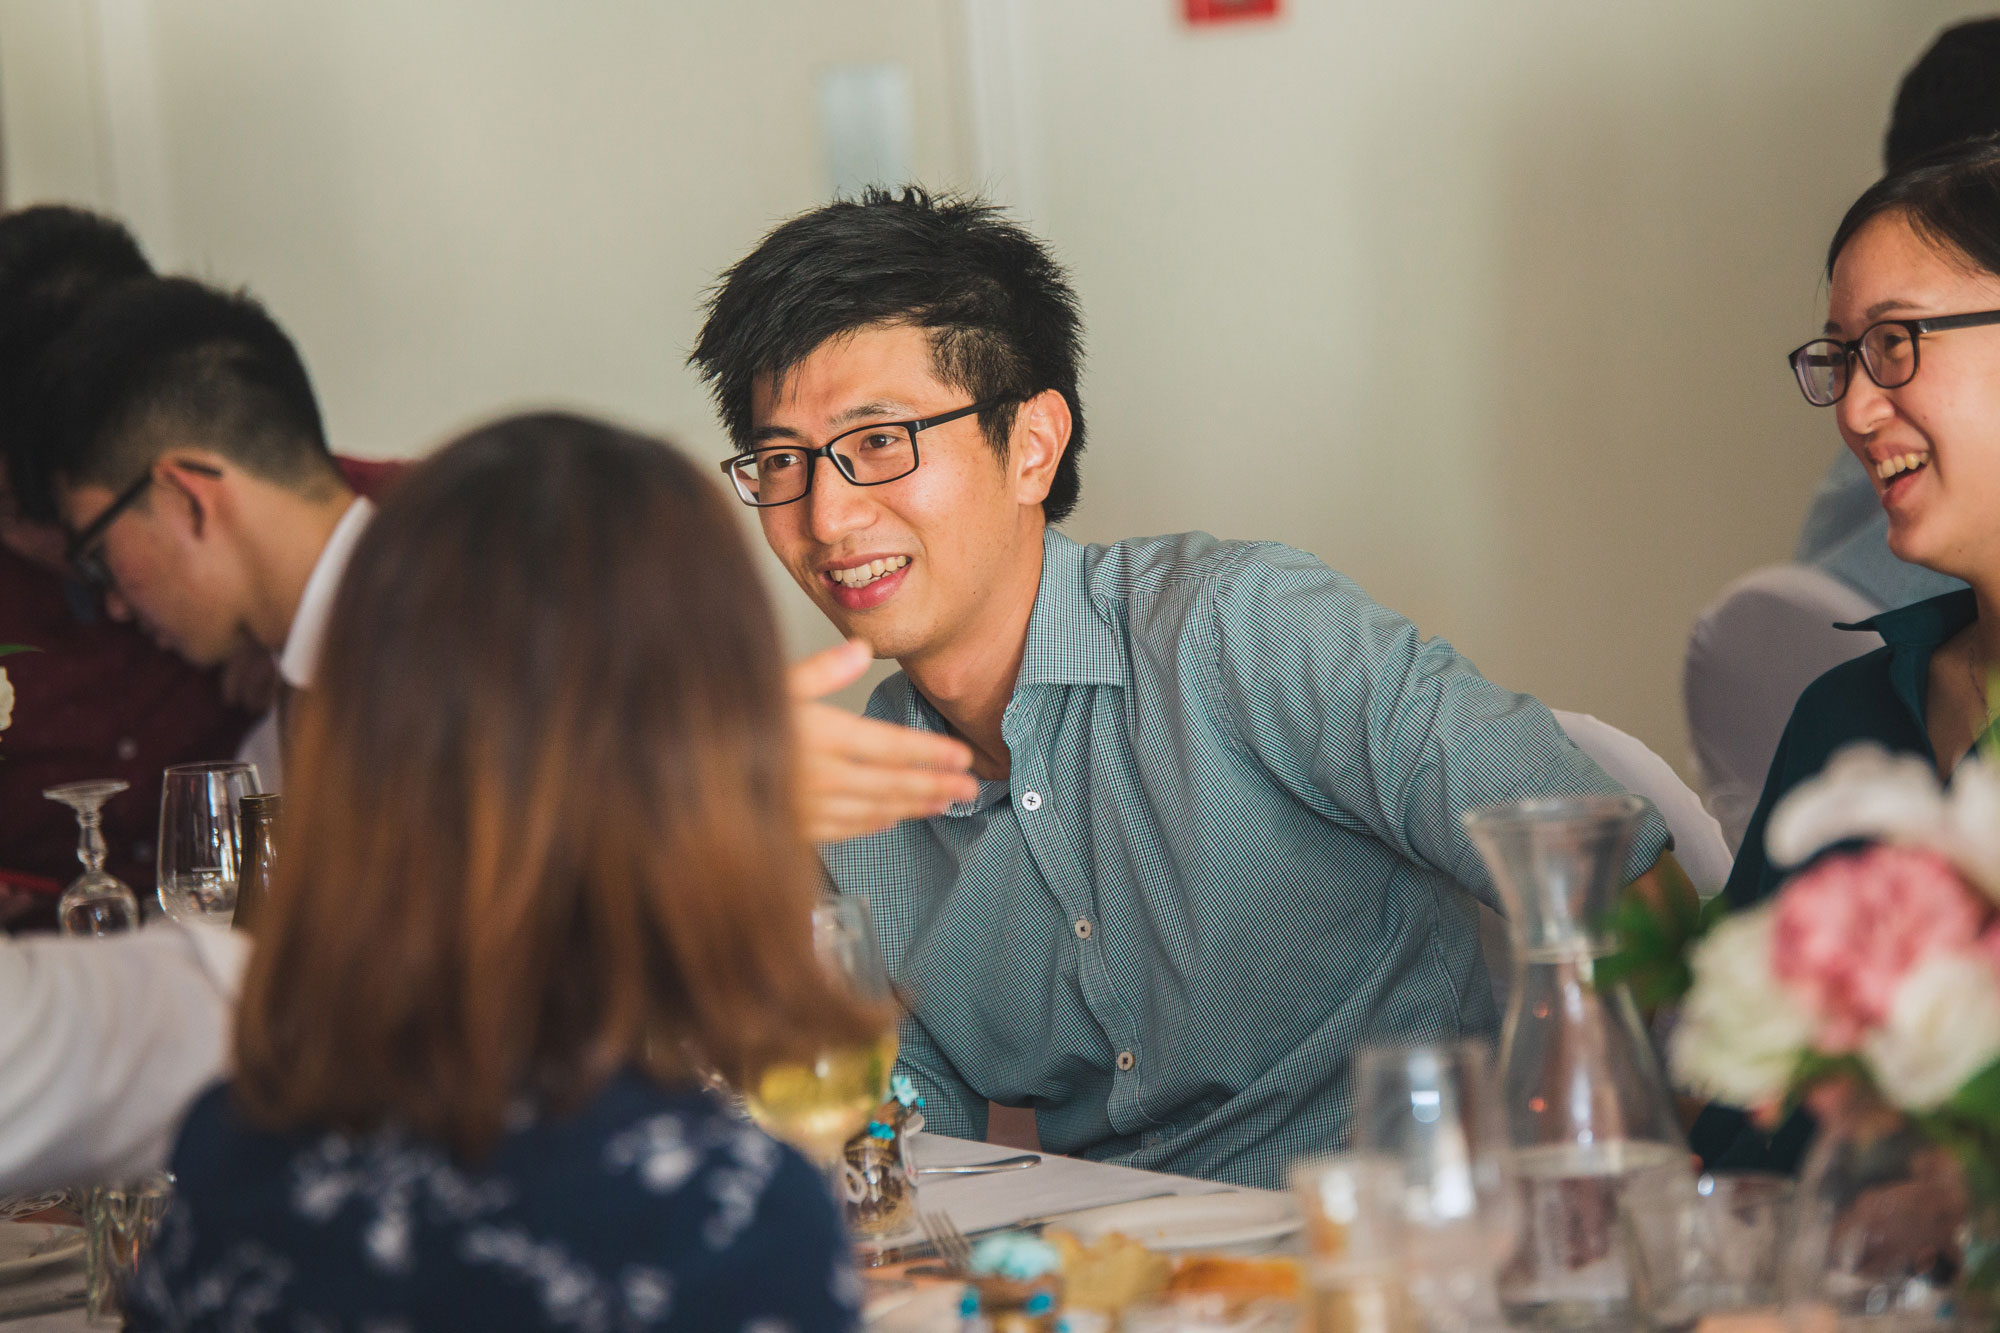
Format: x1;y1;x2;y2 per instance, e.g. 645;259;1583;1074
1699;589;1978;1175
1723;588;1977;909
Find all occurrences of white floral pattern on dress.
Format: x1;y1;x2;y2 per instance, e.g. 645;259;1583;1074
291;1130;514;1273
127;1077;858;1332
136;1235;295;1332
702;1126;779;1253
620;1266;674;1323
460;1226;625;1331
602;1114;701;1194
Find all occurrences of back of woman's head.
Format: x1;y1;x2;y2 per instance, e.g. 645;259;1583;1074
1829;133;2000;279
234;411;879;1157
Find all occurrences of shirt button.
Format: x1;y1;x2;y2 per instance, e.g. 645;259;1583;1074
1116;1051;1136;1072
1073;919;1092;940
1021;790;1043;811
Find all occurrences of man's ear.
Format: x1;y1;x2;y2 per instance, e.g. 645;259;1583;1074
1010;389;1072;508
156;456;227;540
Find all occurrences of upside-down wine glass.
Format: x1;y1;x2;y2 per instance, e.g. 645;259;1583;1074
42;779;140;936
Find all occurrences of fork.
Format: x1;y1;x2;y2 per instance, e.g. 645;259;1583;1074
917;1209;974;1274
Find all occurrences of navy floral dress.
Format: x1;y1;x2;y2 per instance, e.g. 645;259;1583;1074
125;1072;859;1332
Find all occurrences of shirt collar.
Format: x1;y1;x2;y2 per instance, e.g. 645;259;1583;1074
1839;587;1977;737
867;529;1122;819
1016;529;1126;689
277;496;375;689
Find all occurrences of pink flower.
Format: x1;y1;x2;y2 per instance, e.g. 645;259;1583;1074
1770;845;1992;1051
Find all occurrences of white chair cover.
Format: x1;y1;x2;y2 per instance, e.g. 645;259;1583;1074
1476;708;1732;1018
1551;709;1733;894
1682;564;1883;853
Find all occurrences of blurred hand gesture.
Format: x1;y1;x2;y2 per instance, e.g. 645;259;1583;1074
790;640;977;844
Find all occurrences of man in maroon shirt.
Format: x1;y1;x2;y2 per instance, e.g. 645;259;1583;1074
0;208;259;915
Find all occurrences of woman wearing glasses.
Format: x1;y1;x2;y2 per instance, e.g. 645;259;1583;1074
125;414;881;1331
1726;134;2000;906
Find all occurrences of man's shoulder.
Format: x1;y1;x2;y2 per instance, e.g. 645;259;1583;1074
1078;531;1344;610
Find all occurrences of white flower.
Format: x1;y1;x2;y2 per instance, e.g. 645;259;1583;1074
1939;758;2000;896
1669;909;1816;1108
1862;949;2000;1112
0;665;11;735
1766;743;2000;903
1766;744;1947;868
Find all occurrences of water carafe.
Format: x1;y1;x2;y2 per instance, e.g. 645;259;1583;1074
1462;794;1691;1331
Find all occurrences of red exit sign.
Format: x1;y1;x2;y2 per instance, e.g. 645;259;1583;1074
1184;0;1280;23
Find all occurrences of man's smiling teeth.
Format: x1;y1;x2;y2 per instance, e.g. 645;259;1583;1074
1877;452;1930;482
828;555;910;588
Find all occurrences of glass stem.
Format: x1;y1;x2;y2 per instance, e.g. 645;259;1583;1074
79;806;107;874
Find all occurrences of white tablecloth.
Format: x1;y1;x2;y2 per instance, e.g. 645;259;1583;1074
902;1132;1245;1240
870;1135;1285;1330
0;1252;85;1332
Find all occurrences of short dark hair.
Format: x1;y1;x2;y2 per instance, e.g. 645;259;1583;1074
43;276;337;500
1828;134;2000;280
689;187;1087;524
0;205;152;521
1886;18;2000;171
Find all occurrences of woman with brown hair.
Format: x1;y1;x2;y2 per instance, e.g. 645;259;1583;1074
126;412;886;1331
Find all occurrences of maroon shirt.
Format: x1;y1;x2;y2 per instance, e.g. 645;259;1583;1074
0;455;405;901
0;547;255;893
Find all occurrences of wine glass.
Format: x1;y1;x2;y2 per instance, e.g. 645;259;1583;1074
1351;1041;1518;1331
156;761;260;924
741;895;898;1167
42;779;140;936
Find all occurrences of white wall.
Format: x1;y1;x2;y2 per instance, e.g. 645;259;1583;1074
0;0;1990;768
999;0;1993;771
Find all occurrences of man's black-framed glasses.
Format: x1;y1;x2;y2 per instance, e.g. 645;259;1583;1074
719;400;998;508
65;459;224;591
1788;309;2000;406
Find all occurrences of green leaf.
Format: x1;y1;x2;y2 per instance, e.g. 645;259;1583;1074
1980;667;2000;767
1594;875;1728;1009
0;645;36;657
1947;1060;2000;1124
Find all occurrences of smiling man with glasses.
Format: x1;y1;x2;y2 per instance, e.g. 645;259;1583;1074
692;188;1690;1189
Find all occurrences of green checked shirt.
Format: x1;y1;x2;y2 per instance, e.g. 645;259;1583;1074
826;530;1672;1189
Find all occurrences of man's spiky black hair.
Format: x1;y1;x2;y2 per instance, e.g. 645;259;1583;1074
689;187;1086;524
